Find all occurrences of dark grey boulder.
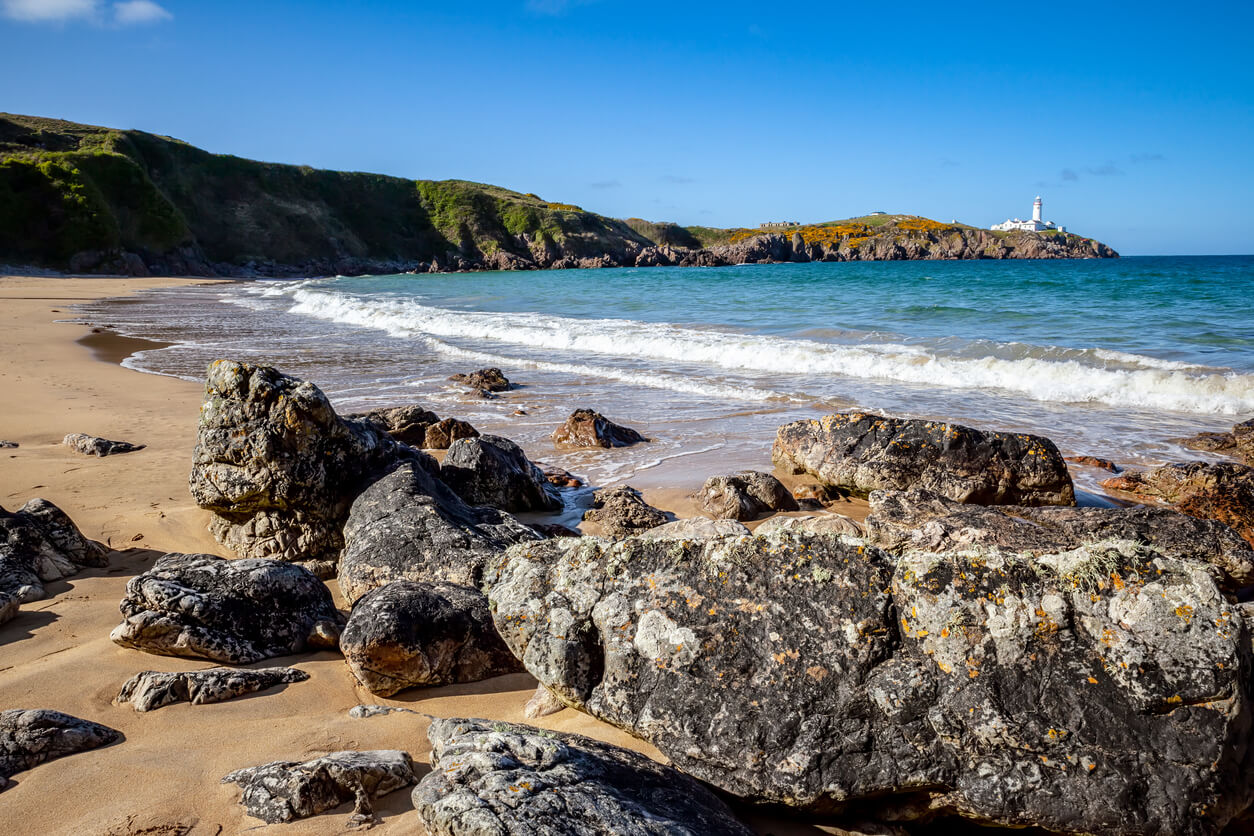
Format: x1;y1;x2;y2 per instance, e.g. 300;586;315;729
551;408;648;448
1;709;121;790
337;461;539;604
696;470;799;521
582;485;668;538
222;750;416;826
412;717;755;836
1;498;107;625
62;433;145;457
110;553;344;664
341;581;521;696
772;412;1075;506
116;667;309;712
440;435;562;513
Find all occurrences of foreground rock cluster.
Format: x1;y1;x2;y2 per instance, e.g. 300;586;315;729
1;498;107;624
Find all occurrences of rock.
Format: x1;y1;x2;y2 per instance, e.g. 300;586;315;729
523;685;567;718
581;485;668;538
222;750;416;826
0;440;17;448
1102;462;1254;548
0;498;107;624
792;482;848;508
485;531;1254;832
62;433;145;457
189;360;424;575
448;367;511;393
639;518;750;540
440;435;562;513
530;522;582;538
551;408;647;448
1179;418;1254;465
341;581;521;696
865;488;1254;588
1065;455;1121;472
696;470;800;521
423;417;478;450
542;466;583;488
412;717;755;836
754;513;864;537
337;462;539;604
1;709;121;790
110;553;344;664
348;705;420;719
350;404;440;446
773;412;1075;506
116;667;310;712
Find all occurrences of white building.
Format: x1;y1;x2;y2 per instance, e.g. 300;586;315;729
991;196;1065;233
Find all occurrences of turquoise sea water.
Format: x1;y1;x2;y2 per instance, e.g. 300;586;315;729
81;255;1254;497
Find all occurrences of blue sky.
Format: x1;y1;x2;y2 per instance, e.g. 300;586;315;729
2;1;1251;255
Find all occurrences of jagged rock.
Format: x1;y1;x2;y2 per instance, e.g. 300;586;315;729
341;581;521;696
0;498;107;624
189;360;424;575
639;518;750;540
110;553;344;664
1102;462;1254;548
116;667;309;712
542;466;583;488
1;709;120;790
222;750;416;826
440;435;562;513
412;718;755;836
523;685;567;719
754;513;864;537
424;417;478;450
581;485;667;538
772;412;1075;506
337;462;539;604
348;705;420;719
448;368;511;393
551;408;648;449
350;404;440;446
62;433;145;457
696;470;799;521
1065;455;1121;473
485;531;1254;833
1179;418;1254;465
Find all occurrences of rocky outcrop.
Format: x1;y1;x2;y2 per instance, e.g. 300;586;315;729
551;408;647;448
110;553;343;664
189;360;424;575
337;461;538;604
116;667;309;712
696;470;799;521
639;518;751;540
1;498;108;625
341;581;521;696
581;485;668;538
486;531;1254;833
1;709;120;790
1102;461;1254;547
440;435;562;513
412;718;755;836
449;367;512;393
773;413;1075;506
351;405;479;450
1180;419;1254;465
222;750;416;827
62;433;145;456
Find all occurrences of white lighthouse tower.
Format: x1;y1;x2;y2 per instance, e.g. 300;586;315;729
991;196;1063;232
1032;195;1043;223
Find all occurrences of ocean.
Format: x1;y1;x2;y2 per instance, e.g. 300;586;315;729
77;255;1254;500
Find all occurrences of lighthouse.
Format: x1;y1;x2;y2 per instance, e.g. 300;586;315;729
991;196;1062;232
1032;196;1043;222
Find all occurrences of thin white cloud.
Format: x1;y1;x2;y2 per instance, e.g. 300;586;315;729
113;0;170;24
1;0;99;22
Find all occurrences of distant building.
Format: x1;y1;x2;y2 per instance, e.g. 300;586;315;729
869;211;887;216
759;221;801;229
991;196;1066;233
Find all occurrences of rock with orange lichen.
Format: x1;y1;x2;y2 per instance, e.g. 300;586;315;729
1101;461;1254;548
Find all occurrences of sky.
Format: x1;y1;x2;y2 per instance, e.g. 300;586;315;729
2;0;1251;255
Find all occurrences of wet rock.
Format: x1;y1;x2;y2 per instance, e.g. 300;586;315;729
448;367;512;393
440;435;562;513
189;360;424;575
696;470;799;521
1;498;107;624
581;485;668;538
424;417;478;450
523;684;567;719
486;531;1254;832
1;709;120;790
412;717;755;836
1179;418;1254;465
1065;455;1121;473
350;404;440;446
754;513;864;537
110;553;344;664
62;433;145;457
337;462;538;604
1102;462;1254;548
639;518;750;540
341;581;521;696
542;466;583;488
116;667;309;712
222;750;416;826
772;412;1074;506
551;408;647;448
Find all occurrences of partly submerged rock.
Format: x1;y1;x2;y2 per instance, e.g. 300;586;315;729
1065;455;1121;473
412;717;755;836
62;433;145;457
1102;461;1254;548
350;406;479;450
116;667;309;712
1;709;120;790
772;412;1075;506
341;581;521;696
0;498;107;625
581;485;668;538
551;408;647;449
448;367;512;393
222;750;416;826
1179;418;1254;465
440;435;562;513
696;470;799;521
110;553;343;664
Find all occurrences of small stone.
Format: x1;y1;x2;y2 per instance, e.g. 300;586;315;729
348;705;420;719
117;667;310;712
63;433;145;457
1065;455;1121;473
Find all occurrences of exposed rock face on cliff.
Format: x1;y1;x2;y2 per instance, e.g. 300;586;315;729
1;498;108;625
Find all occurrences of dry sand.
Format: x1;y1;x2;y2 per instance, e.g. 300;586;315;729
0;276;842;835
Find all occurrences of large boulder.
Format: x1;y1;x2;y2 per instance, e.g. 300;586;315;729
1102;461;1254;547
551;408;647;448
189;360;425;575
1;709;120;790
110;553;344;664
412;717;754;836
772;412;1074;506
1;498;107;625
696;470;799;521
440;435;562;513
486;532;1254;833
116;667;310;712
337;462;539;604
1179;418;1254;465
581;485;667;538
341;581;521;696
